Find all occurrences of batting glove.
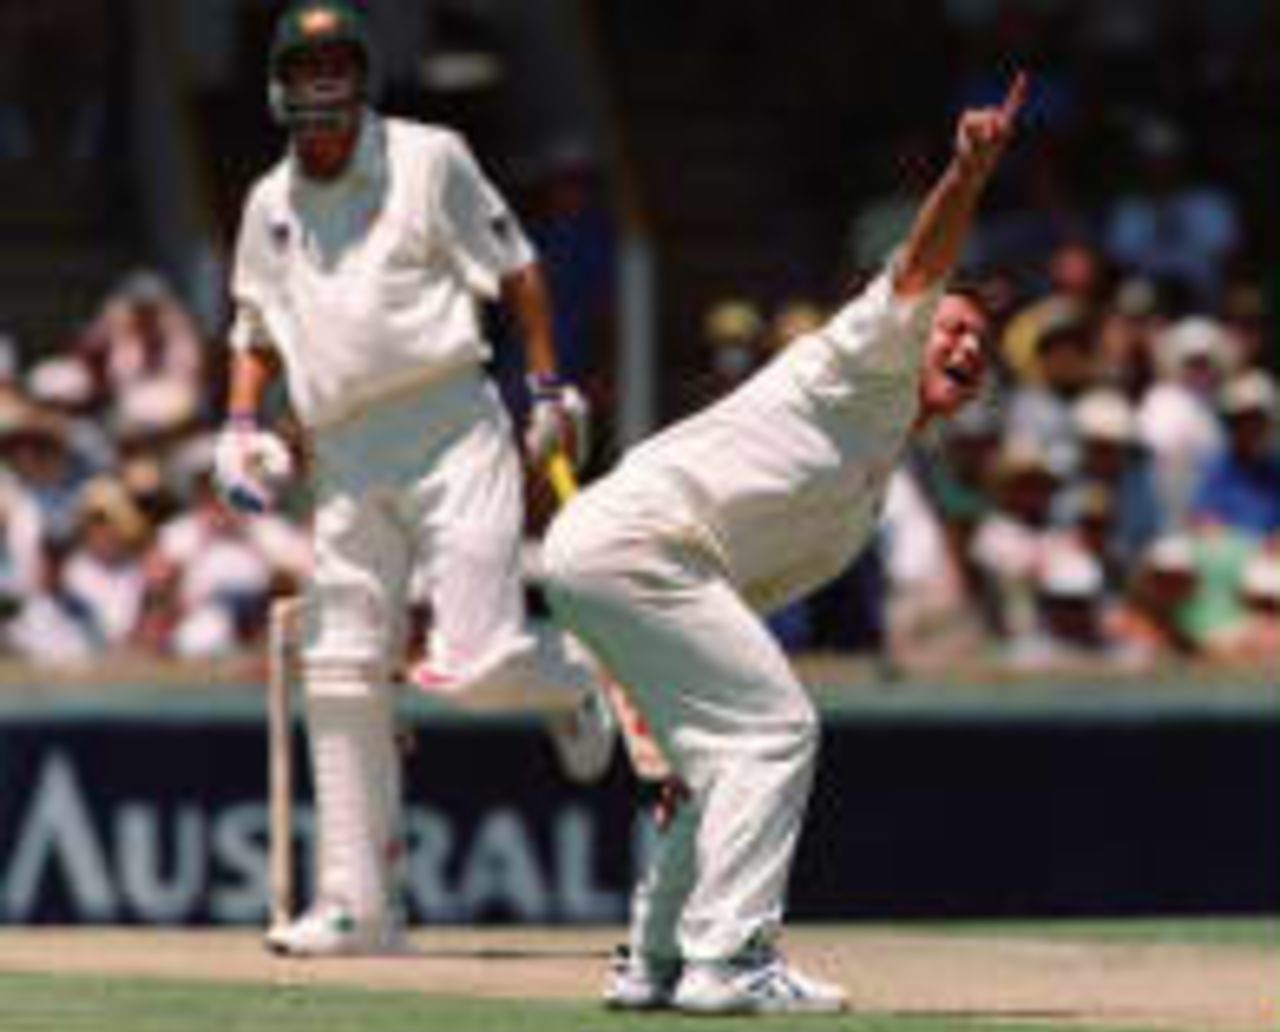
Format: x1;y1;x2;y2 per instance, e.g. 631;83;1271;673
213;418;295;514
524;375;590;469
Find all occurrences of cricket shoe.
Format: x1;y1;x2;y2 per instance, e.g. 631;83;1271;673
264;902;413;958
602;945;682;1011
673;941;847;1015
545;686;617;784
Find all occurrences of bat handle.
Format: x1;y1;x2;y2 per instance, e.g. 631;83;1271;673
546;450;579;504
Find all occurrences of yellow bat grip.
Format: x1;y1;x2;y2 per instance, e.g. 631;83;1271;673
546;451;579;505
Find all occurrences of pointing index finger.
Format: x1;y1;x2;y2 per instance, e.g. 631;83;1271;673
1000;71;1029;121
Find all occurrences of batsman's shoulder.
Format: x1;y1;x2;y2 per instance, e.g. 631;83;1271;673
233;164;290;249
243;160;290;212
392;117;467;158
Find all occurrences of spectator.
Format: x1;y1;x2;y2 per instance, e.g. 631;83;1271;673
686;297;767;410
1064;388;1161;568
59;476;152;650
0;461;45;609
881;468;979;668
923;402;1001;588
25;355;116;473
0;402;88;550
109;375;202;469
1000;240;1108;386
1106;534;1201;664
1206;550;1280;662
0;333;19;395
1004;305;1098;476
1137;316;1231;524
970;439;1062;639
1053;483;1123;594
1104;118;1241;309
1190;371;1280;538
1220;280;1269;375
0;541;98;665
1095;275;1166;401
1005;548;1133;671
1180;526;1258;653
76;270;205;405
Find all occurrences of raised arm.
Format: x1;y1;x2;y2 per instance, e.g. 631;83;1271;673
893;72;1028;298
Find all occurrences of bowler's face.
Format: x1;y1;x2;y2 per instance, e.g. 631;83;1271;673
919;294;990;420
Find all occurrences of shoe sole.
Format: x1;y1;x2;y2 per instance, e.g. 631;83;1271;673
263;932;417;958
675;998;847;1015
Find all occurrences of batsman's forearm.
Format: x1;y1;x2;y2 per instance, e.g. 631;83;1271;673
501;263;559;380
225;346;280;422
893;160;988;297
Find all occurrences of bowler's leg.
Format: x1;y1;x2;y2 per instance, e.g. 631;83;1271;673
543;494;819;963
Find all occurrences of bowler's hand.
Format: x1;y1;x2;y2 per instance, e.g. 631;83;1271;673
954;71;1028;185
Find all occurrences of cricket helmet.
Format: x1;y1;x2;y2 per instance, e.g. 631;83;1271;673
268;0;376;131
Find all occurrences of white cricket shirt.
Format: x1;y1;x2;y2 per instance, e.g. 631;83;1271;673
229;112;534;428
622;268;942;613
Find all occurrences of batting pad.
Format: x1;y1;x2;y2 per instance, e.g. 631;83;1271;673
304;674;402;922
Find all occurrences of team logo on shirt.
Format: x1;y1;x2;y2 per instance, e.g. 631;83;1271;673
269;217;292;251
489;213;515;246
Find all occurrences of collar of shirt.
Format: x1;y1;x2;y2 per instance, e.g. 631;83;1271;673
286;108;387;205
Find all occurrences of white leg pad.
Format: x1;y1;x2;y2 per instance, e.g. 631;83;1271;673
304;665;402;924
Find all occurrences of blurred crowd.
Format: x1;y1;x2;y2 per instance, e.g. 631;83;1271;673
0;272;309;667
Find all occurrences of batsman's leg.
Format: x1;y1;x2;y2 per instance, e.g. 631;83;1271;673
406;415;617;782
266;496;412;957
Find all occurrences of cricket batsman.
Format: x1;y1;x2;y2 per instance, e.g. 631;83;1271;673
543;74;1029;1013
216;0;614;956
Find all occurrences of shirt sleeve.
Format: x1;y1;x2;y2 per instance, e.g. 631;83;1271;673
820;255;946;377
228;188;281;353
432;133;535;299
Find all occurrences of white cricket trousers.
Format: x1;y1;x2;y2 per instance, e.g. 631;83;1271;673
542;472;819;964
299;368;597;922
303;366;595;707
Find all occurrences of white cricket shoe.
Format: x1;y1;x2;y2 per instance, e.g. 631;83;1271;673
673;944;848;1015
602;946;682;1011
546;687;617;783
264;902;412;958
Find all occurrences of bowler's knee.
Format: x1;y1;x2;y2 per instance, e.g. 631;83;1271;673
759;699;821;773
